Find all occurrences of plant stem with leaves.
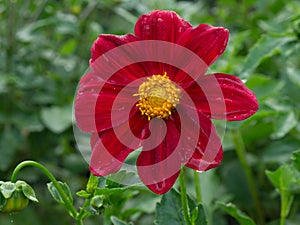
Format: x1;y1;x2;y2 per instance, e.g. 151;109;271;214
10;160;83;225
232;129;265;225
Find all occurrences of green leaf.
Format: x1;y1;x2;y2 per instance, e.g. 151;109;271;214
84;205;102;216
266;164;300;194
76;190;91;198
86;174;101;194
291;150;300;172
217;202;256;225
266;164;299;218
0;193;7;210
262;139;300;164
111;216;133;225
271;111;298;139
155;189;185;225
155;188;206;225
245;75;284;100
0;182;16;199
240;35;294;80
18;182;38;202
287;67;300;88
47;181;73;207
94;187;128;196
60;39;77;55
191;204;207;225
40;105;72;133
106;170;140;187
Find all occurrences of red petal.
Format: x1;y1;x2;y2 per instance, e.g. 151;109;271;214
90;112;147;176
183;73;259;121
75;72;106;132
136;118;181;194
75;73;139;133
134;10;191;80
90;34;148;86
90;34;137;63
95;83;139;133
134;10;191;42
178;24;229;67
173;107;223;171
169;107;222;171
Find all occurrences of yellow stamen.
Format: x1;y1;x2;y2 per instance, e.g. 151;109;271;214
134;72;181;120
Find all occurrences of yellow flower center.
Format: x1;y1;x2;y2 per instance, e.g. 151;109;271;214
134;72;181;120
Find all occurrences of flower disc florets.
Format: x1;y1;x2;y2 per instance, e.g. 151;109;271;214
135;72;181;120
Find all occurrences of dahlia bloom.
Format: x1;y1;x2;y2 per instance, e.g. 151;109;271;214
75;10;258;194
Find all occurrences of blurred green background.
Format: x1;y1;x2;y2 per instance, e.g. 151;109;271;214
1;0;300;224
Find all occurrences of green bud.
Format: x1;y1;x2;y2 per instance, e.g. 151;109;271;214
90;195;104;209
0;181;38;213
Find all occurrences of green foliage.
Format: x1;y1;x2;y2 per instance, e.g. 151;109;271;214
111;216;133;225
41;105;73;133
155;189;207;225
47;181;73;209
240;35;295;80
291;150;300;172
155;189;186;225
218;202;256;225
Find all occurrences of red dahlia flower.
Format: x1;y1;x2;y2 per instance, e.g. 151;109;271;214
75;10;259;194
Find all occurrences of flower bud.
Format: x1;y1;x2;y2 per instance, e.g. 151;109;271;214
90;195;104;209
0;181;38;213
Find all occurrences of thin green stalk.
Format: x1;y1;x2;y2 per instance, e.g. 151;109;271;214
193;170;202;203
280;193;294;225
77;198;92;221
280;194;286;225
76;219;84;225
179;169;192;225
231;129;265;225
10;160;79;221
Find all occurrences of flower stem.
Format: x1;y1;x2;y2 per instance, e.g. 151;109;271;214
179;168;192;225
280;194;286;225
231;129;265;225
193;171;202;203
76;219;84;225
280;193;293;225
10;160;80;223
